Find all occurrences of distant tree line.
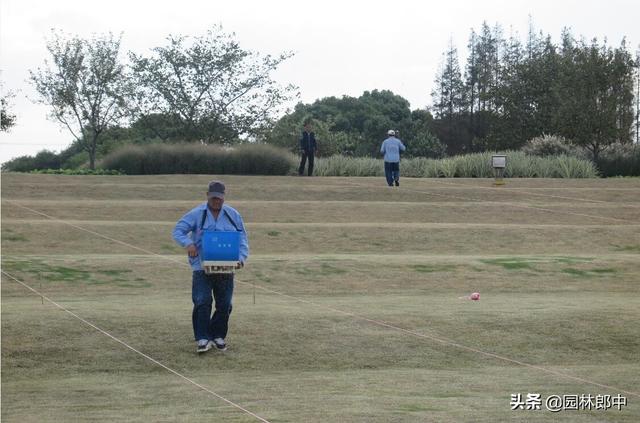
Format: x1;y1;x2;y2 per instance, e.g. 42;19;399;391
265;90;445;158
3;22;639;174
21;26;297;169
430;22;639;160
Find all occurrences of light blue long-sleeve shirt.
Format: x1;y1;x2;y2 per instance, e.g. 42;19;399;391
380;137;406;163
172;203;249;271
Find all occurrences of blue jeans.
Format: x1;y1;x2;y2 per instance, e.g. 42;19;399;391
384;161;400;186
191;271;234;341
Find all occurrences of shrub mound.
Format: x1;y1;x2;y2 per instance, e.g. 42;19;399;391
595;143;640;177
100;143;295;175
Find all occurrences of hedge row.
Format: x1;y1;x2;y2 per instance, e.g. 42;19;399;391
312;151;599;178
595;144;640;177
100;144;598;177
100;143;295;175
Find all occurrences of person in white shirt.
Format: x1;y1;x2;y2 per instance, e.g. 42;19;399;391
380;130;406;186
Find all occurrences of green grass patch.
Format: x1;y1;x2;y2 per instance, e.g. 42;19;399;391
320;263;347;274
2;260;149;288
480;256;594;271
412;264;456;273
3;234;28;242
591;268;616;274
612;244;640;253
2;228;28;242
479;258;537;270
562;267;617;277
267;230;281;237
553;256;594;264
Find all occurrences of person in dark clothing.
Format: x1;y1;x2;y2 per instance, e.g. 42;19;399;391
298;122;317;176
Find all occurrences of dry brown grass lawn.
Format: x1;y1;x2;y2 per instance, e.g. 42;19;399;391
2;173;639;422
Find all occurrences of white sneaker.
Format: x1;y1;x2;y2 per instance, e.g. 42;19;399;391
211;338;227;351
197;339;212;353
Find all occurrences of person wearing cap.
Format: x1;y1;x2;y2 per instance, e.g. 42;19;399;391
172;180;249;353
380;129;406;186
298;121;318;176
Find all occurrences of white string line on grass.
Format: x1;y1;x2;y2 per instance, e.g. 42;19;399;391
8;202;187;267
342;180;632;224
247;283;640;399
1;270;271;423
7;201;640;399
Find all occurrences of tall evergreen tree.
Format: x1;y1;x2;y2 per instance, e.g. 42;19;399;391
464;29;479;149
476;22;500;113
432;39;465;118
432;23;636;155
492;29;525;148
635;47;640;144
558;38;635;159
432;39;466;152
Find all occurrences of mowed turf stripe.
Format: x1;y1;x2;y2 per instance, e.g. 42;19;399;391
3;218;638;228
6;179;639;203
9;180;640;189
431;179;611;204
1;271;272;423
6;200;640;398
4;173;639;190
4;252;640;261
5;200;639;226
342;180;637;223
6;199;640;207
5;221;639;256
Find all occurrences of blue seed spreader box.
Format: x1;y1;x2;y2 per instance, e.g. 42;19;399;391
201;231;241;273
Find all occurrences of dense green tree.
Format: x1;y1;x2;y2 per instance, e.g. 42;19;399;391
267;90;439;157
29;31;131;169
635;48;640;144
434;23;637;156
491;30;525;148
523;36;562;141
558;38;635;159
1;150;62;171
130;26;298;144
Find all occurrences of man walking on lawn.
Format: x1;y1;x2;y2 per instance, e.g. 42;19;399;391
380;129;406;186
172;180;249;353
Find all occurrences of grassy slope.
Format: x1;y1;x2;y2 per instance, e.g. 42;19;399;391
2;173;639;422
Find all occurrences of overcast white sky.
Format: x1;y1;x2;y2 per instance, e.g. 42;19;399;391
1;0;638;164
